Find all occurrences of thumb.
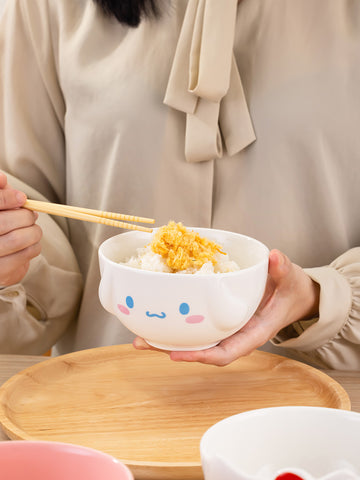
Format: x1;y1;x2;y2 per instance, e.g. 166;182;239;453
268;249;291;283
0;172;8;189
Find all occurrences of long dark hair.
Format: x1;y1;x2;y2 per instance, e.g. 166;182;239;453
93;0;161;27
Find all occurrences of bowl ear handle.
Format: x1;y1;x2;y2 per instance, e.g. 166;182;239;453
98;264;119;316
98;278;115;315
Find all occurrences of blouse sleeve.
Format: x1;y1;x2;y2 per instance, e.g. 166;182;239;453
0;0;83;354
272;248;360;370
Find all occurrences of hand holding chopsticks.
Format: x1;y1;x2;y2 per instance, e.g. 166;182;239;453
24;199;155;232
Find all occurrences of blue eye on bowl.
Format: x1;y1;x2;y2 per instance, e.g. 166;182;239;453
179;302;190;315
126;296;134;309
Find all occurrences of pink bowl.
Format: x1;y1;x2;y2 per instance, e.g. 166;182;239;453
0;441;134;480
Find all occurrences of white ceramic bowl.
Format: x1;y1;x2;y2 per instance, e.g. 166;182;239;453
200;406;360;480
98;227;269;351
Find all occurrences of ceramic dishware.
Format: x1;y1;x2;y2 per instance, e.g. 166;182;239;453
98;227;269;350
0;440;133;480
200;406;360;480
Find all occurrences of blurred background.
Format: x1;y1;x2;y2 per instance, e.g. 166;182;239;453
0;0;6;17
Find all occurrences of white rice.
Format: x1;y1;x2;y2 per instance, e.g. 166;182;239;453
123;245;241;274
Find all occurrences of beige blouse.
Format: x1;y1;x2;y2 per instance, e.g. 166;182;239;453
0;0;359;369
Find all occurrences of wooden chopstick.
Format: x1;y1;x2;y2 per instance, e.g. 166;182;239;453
24;199;154;233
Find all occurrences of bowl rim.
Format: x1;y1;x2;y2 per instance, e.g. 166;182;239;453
200;405;360;453
98;227;270;278
0;440;134;477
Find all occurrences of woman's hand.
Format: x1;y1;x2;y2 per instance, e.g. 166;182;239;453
133;249;320;365
0;172;42;287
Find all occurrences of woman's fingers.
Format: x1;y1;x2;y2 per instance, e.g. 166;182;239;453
0;222;42;257
0;242;42;287
0;221;43;286
268;249;291;282
133;337;172;356
0;209;38;235
133;249;320;367
0;174;43;286
133;337;150;350
169;335;247;366
0;187;26;210
168;316;272;366
0;178;42;286
0;251;37;287
0;172;7;189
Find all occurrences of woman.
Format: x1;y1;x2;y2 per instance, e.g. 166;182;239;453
0;0;359;369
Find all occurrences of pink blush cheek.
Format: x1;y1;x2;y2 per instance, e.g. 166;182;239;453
185;315;204;324
117;304;130;315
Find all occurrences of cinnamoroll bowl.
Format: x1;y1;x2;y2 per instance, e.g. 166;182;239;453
98;227;269;351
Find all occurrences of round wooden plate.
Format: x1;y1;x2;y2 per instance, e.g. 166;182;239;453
0;345;350;480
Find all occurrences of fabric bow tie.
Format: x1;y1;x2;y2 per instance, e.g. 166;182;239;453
164;0;256;163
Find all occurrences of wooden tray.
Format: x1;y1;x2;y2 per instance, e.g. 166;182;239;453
0;345;350;480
